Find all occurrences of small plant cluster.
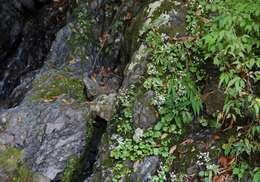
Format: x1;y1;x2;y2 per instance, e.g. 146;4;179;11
109;0;259;181
200;0;260;180
196;152;219;182
201;0;260;122
110;19;203;182
69;1;94;60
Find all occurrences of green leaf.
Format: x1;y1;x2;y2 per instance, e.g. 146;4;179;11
253;169;260;182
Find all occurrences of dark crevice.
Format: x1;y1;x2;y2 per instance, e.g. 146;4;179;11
0;0;71;109
71;116;107;182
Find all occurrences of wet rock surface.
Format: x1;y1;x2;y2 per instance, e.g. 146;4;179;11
0;0;69;108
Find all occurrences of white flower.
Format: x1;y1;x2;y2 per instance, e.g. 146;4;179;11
133;128;144;142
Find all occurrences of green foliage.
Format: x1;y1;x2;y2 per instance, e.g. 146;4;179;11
198;164;219;182
111;163;130;182
144;31;202;130
232;163;248;180
111;21;203;182
62;156;79;182
222;136;258;156
253;168;260;182
201;0;260;122
109;0;259;181
196;0;260;180
151;157;175;182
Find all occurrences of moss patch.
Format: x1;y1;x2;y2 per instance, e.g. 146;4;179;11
0;147;35;182
31;73;85;102
0;147;21;172
62;155;79;182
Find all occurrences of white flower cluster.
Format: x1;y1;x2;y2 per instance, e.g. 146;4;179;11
133;128;144;142
152;92;166;106
196;152;210;166
169;171;177;182
118;88;132;106
206;164;215;171
161;33;170;42
147;63;158;75
110;134;125;150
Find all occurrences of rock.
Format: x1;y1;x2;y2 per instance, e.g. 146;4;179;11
20;0;36;11
0;1;23;60
37;174;51;182
0;23;91;180
85;1;189;181
0;167;9;182
84;74;107;99
107;76;122;91
0;96;89;180
132;92;158;129
202;81;225;116
122;44;148;88
130;156;160;182
90;93;117;121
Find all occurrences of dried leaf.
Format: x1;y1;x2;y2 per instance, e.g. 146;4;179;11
124;12;133;21
172;36;197;42
133;160;140;172
201;91;213;101
212;133;220;140
91;74;96;81
213;175;225;182
169;145;177;154
181;138;194;145
161;133;168;139
62;99;70;105
195;9;201;16
201;17;210;24
155;111;160;118
99;33;109;46
218;155;234;170
52;96;59;100
69;58;76;65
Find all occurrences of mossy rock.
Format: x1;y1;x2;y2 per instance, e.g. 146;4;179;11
31;73;85;102
0;147;36;182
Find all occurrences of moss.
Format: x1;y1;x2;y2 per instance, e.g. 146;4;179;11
0;147;21;172
31;73;85;102
0;147;35;182
12;164;35;182
62;155;79;182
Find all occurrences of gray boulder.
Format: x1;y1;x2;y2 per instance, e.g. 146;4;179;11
90;93;117;121
0;25;91;181
0;95;89;180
